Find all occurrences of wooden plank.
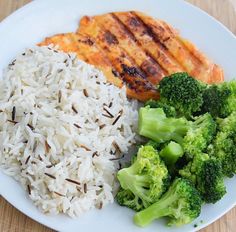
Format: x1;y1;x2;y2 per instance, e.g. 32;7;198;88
0;0;31;21
187;0;236;34
0;0;236;232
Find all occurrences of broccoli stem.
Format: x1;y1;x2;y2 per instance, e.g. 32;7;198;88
160;141;184;166
134;202;168;226
138;107;188;143
134;192;176;227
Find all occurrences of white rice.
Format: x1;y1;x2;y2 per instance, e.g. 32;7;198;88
0;46;138;217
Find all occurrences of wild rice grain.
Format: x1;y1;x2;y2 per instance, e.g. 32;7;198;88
112;110;123;125
45;140;51;153
112;141;121;154
108;102;113;108
25;155;31;164
80;145;91;151
92;151;98;158
58;90;62;103
99;124;106;129
84;183;87;193
27;185;31;195
27;124;34;131
46;164;54;168
7;120;18;124
72;105;78;114
12;106;16;121
83;89;89;97
65;178;81;186
44;173;56;179
73;123;81;129
54;191;65;197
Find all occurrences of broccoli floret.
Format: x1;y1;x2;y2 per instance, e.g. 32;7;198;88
179;153;209;184
139;107;215;157
158;72;205;117
183;113;216;159
117;145;169;208
116;188;143;211
197;159;226;203
200;84;231;118
134;178;202;227
160;141;184;166
145;100;176;117
179;153;226;203
209;112;236;177
138;106;189;143
200;80;236;118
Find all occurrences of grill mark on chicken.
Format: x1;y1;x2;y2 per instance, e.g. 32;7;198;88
110;13;166;82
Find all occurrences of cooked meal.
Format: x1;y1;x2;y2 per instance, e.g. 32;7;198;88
39;11;224;101
1;10;236;230
0;46;138;216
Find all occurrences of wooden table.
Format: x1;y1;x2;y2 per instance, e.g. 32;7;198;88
0;0;236;231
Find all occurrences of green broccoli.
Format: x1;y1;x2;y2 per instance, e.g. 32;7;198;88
197;158;226;203
134;178;202;227
179;153;226;203
116;188;143;211
179;153;209;184
200;84;230;118
183;113;216;159
138;107;189;144
158;72;205;117
139;107;215;157
209;112;236;177
160;141;184;166
200;80;236;118
117;145;169;209
144;100;176;117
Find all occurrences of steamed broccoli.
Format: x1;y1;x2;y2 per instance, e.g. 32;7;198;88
159;141;184;166
200;84;230;118
183;113;216;159
179;153;209;184
144;100;176;117
179;153;226;203
116;188;143;211
117;145;169;209
208;112;236;177
197;158;226;203
138;107;189;144
201;80;236;118
139;107;215;158
134;178;202;227
158;72;205;117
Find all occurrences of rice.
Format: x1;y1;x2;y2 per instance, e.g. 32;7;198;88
0;46;138;217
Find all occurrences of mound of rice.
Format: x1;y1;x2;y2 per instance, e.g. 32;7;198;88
0;46;138;217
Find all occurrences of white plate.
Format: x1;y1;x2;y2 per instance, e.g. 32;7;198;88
0;0;236;231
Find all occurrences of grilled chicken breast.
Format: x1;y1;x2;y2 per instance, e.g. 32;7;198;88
39;11;224;101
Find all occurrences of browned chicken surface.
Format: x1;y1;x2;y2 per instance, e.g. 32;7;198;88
39;11;224;101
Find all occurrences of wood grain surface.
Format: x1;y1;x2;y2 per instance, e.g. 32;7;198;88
0;0;236;231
